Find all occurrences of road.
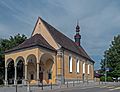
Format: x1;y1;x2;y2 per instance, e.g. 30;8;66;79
60;87;120;92
44;85;120;92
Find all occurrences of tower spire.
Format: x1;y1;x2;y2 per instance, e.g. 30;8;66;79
74;21;81;46
77;19;79;25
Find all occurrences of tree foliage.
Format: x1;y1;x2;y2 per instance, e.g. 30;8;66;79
100;76;113;82
0;34;27;84
101;35;120;79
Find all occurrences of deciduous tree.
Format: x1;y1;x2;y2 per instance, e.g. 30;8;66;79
0;34;27;84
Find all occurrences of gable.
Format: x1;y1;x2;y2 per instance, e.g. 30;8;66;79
32;17;94;63
32;17;59;49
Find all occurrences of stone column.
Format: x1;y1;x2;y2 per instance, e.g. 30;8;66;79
87;64;90;81
37;63;39;85
14;66;17;85
91;64;94;80
4;66;8;86
24;64;28;85
85;63;88;81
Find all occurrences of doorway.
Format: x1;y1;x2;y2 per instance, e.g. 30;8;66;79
31;74;34;80
39;72;43;83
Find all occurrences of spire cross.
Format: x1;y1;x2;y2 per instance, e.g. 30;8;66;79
77;19;79;26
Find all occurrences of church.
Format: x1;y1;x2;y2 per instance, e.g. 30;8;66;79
4;17;94;85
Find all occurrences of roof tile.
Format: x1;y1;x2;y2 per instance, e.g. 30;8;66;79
40;18;94;62
5;34;56;53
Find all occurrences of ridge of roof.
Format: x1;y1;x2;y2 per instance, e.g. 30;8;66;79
31;17;40;36
40;17;94;63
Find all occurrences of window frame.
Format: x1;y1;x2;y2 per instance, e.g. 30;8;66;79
76;59;80;74
83;62;85;74
69;55;72;73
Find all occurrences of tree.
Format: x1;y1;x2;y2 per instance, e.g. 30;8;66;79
0;34;27;84
101;35;120;80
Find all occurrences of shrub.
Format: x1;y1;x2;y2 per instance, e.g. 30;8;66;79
100;76;113;82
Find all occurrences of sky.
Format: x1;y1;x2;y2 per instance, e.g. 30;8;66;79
0;0;120;70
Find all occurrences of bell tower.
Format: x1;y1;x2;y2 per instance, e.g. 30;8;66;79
74;21;81;46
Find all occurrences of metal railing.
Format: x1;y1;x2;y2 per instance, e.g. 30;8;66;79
2;81;120;92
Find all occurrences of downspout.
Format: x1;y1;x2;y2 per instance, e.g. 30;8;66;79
62;49;65;84
55;52;57;84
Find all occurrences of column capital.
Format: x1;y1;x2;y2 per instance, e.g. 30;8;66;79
25;64;28;66
57;49;63;57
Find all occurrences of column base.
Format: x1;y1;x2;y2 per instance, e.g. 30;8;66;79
23;80;28;85
61;76;65;84
14;80;17;85
4;80;8;86
36;80;40;85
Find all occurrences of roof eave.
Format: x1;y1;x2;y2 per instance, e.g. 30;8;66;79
5;44;56;54
61;46;94;63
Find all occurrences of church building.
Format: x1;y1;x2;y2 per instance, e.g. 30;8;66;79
4;17;94;85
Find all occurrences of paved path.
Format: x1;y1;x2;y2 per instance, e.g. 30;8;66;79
41;85;120;92
40;82;120;92
52;87;120;92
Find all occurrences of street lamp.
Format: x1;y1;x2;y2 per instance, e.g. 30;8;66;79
105;59;107;84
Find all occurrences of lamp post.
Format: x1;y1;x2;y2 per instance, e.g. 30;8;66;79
15;83;17;92
105;70;107;84
105;59;107;84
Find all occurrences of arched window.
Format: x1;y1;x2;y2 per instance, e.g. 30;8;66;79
76;59;80;73
83;62;85;74
69;56;72;73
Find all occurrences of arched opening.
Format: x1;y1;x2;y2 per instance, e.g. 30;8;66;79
16;56;25;84
76;59;80;73
27;54;37;83
40;53;54;84
7;58;14;84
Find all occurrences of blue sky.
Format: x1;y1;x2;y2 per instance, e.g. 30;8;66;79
0;0;120;69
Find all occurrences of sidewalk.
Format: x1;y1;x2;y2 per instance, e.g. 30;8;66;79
31;82;101;92
32;82;120;92
0;82;120;92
